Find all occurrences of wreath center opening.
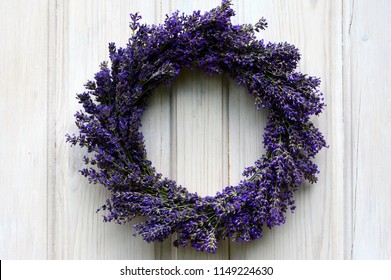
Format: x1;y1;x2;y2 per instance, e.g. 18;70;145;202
141;68;268;197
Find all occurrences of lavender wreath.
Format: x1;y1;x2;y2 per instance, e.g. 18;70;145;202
66;0;327;253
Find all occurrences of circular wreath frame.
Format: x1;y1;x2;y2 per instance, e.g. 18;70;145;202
67;0;327;254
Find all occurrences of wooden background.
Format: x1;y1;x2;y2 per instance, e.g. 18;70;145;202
1;0;390;260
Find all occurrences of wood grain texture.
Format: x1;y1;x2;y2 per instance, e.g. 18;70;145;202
141;84;173;259
0;0;49;259
173;70;229;259
0;0;390;260
343;0;391;259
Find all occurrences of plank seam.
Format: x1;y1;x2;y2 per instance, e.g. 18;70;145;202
46;0;58;260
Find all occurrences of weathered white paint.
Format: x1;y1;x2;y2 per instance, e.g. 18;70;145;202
0;0;390;259
0;0;49;259
343;0;391;259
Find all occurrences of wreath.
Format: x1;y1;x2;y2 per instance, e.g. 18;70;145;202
67;0;327;253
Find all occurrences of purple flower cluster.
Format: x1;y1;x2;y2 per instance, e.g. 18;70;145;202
66;0;327;253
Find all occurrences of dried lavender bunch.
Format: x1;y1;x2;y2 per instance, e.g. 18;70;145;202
66;0;327;253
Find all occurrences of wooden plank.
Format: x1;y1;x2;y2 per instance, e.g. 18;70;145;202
229;0;344;259
173;70;229;259
343;0;391;259
140;0;175;260
50;0;164;259
226;80;269;257
141;85;173;259
0;0;49;259
167;0;230;260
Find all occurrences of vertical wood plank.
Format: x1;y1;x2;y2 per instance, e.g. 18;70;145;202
343;0;391;259
51;0;163;259
141;85;173;259
175;71;226;199
173;70;229;259
165;0;230;259
0;0;49;259
140;0;175;260
226;80;269;257
229;0;344;259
